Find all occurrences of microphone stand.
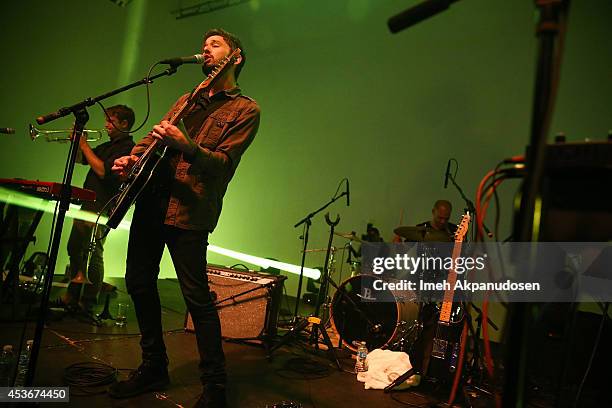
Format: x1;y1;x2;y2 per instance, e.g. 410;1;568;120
446;169;492;240
25;66;179;387
291;192;348;320
267;191;347;359
506;2;569;405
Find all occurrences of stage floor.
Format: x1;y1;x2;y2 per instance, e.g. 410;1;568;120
1;277;469;407
1;276;606;407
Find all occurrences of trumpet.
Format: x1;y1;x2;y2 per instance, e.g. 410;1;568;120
29;124;106;143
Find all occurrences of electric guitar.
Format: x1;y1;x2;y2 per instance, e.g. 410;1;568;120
427;212;471;382
106;48;241;229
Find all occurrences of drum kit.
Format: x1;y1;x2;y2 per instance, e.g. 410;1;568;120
326;225;451;354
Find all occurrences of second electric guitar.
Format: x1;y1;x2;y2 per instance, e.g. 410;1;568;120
427;212;470;382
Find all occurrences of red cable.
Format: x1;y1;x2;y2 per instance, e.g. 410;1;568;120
475;170;496;240
482;294;502;408
447;318;469;405
480;177;506;232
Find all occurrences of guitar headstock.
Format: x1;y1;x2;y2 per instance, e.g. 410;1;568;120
454;212;471;243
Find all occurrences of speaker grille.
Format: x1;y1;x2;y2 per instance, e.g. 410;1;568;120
185;266;286;342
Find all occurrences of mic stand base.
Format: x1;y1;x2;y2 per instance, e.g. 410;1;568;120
267;316;341;371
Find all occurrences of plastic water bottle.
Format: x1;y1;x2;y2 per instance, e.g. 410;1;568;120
0;345;15;387
355;341;368;373
14;340;33;387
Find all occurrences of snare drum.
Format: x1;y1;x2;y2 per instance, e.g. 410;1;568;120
330;275;420;352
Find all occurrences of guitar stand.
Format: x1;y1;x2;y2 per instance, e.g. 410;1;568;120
308;316;341;368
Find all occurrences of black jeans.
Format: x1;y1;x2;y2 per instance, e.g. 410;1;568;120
125;201;226;385
66;219;107;305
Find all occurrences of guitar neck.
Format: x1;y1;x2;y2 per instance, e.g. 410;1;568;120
439;241;464;323
437;213;470;324
135;48;241;162
137;89;199;160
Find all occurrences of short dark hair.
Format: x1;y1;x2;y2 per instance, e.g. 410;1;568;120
106;104;135;130
204;28;246;80
433;200;452;211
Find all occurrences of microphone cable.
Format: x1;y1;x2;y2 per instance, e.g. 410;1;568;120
63;361;118;395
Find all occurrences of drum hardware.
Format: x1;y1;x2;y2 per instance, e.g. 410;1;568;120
333;230;362;242
343;238;361;278
316;246;339;326
387;318;422;353
300;245;346;253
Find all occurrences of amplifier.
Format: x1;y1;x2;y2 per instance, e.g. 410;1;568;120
185;265;286;344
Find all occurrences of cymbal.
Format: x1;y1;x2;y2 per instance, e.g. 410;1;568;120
333;231;362;242
393;226;453;242
393;226;427;241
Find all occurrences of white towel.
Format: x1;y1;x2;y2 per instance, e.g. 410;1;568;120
356;348;412;390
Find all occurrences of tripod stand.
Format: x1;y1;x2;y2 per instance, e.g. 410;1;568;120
268;213;342;369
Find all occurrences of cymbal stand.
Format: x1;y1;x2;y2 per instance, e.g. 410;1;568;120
313;245;336;326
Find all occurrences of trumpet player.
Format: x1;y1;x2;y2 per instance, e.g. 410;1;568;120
51;104;136;315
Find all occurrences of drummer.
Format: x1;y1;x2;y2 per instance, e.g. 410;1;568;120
361;223;385;243
392;200;457;243
418;199;457;239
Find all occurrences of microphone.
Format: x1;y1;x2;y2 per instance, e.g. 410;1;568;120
0;128;16;134
159;54;205;66
443;159;451;189
388;0;458;33
346;179;350;207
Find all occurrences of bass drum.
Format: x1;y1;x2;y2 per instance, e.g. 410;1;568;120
330;275;420;352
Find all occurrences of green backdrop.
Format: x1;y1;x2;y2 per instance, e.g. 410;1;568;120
1;1;610;304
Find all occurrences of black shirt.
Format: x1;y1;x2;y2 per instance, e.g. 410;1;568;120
81;135;135;214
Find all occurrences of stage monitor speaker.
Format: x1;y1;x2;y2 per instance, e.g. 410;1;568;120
185;265;286;344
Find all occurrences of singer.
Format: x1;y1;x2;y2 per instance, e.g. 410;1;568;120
110;29;260;408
